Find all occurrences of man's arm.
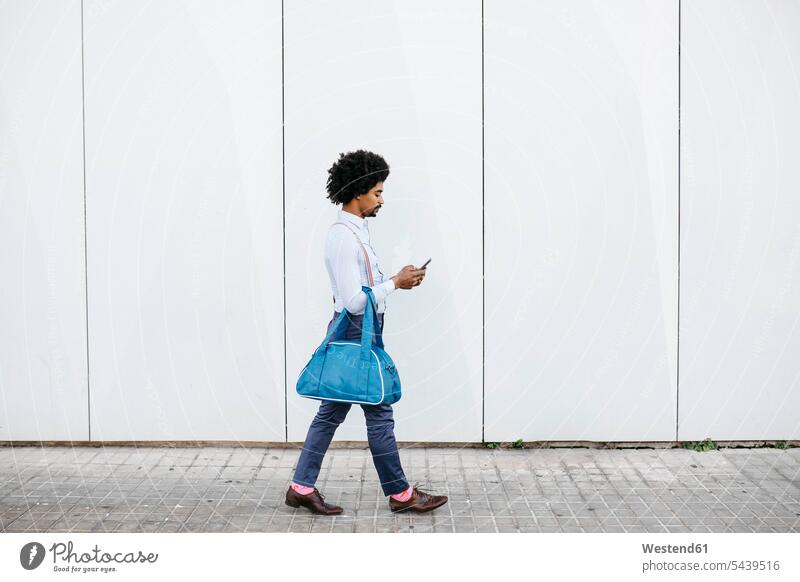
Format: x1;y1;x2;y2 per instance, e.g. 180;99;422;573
329;232;396;314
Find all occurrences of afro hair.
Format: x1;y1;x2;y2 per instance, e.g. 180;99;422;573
325;149;390;205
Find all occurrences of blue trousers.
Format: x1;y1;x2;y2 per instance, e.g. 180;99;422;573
292;310;411;496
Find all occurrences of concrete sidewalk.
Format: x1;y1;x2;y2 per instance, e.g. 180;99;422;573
1;445;798;533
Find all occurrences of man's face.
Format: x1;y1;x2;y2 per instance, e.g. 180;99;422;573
357;182;385;218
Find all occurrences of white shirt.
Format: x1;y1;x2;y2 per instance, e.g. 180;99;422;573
325;208;396;315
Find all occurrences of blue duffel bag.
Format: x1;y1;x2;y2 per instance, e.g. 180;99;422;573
296;286;402;405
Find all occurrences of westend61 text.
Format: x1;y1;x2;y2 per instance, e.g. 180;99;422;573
642;543;708;554
49;541;159;564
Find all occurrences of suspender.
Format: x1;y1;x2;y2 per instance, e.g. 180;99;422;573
331;221;375;304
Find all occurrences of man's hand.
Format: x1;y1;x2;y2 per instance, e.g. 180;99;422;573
392;265;427;289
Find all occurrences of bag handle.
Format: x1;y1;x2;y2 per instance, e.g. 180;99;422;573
356;286;383;390
359;286;384;352
314;287;384;354
314;309;350;355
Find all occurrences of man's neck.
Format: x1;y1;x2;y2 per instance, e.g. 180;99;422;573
342;207;364;219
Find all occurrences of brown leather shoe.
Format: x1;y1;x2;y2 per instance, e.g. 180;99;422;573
388;483;448;513
285;486;343;515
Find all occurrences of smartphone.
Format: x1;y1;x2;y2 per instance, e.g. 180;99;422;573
420;258;432;269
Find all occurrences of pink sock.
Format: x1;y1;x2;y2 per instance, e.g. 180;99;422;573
390;485;414;502
291;481;315;495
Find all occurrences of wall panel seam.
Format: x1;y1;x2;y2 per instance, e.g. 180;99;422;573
80;0;91;442
676;0;682;442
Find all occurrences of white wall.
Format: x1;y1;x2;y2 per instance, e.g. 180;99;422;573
0;0;87;441
484;0;679;442
83;0;285;441
1;0;798;443
679;0;800;440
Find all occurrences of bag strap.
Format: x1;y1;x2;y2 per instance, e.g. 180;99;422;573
357;287;383;392
314;309;350;354
315;290;384;355
359;286;384;351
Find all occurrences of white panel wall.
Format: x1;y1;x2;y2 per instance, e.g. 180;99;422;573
3;1;799;443
284;0;483;442
484;0;679;441
679;0;800;440
0;1;88;440
83;1;285;440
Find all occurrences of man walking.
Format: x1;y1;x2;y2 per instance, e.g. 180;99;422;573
285;149;448;515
